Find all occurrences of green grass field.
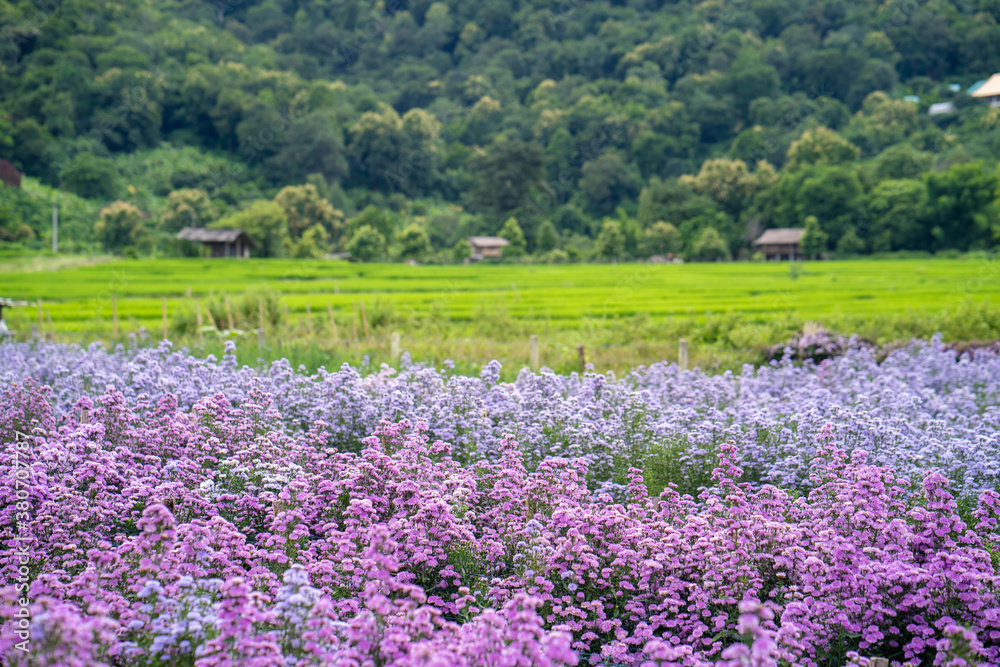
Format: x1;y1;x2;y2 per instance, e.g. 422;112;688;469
5;256;999;373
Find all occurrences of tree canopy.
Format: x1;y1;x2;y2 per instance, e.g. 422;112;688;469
2;0;1000;260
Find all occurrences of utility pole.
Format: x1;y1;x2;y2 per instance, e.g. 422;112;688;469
52;205;58;253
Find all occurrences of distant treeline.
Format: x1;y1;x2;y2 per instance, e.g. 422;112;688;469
2;0;1000;261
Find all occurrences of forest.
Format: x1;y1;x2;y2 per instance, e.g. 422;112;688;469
1;0;1000;261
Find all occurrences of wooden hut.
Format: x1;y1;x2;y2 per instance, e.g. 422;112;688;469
753;228;804;260
177;227;257;258
468;236;509;260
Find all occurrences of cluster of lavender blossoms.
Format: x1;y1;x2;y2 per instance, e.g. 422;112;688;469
1;337;998;666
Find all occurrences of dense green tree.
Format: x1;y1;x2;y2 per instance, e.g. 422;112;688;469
922;161;998;251
785;128;861;170
61;154;119;200
873;144;935;181
161;189;215;233
775;165;863;246
540;248;569;263
344;206;397;247
234;101;287;167
396;223;432;261
0;201;32;243
288;224;330;259
210;89;251;152
536;219;559;253
470;140;543;218
679;158;765;218
553;205;591;237
212;201;289;258
10;119;49;176
95;201;145;253
862;179;928;251
836;227;867;255
640;180;746;256
630;131;687;179
246;0;291;41
724;53;780;117
348;105;406;188
424;211;463;249
0;116;12;158
346;224;386;262
348;106;439;194
451;239;472;262
845;92;922;154
595;221;626;261
638;178;718;228
274;184;343;239
579;153;640;217
498;216;526;259
692;226;730;261
543;126;576;183
266;113;349;185
730;127;787;167
87;68;163;152
799;215;828;258
642;221;682;257
794;50;866;104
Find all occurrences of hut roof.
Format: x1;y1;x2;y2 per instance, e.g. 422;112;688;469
468;236;510;248
753;228;805;245
177;227;257;248
971;73;1000;98
928;102;956;116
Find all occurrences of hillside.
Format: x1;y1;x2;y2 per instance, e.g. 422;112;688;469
2;0;1000;259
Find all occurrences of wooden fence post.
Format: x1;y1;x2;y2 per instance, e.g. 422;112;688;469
679;338;689;371
352;303;359;343
112;295;119;339
224;296;234;331
305;302;313;337
359;301;370;342
283;303;290;336
391;332;401;364
327;304;339;344
37;299;43;338
577;345;586;374
45;310;55;342
162;297;169;341
529;334;539;370
870;659;889;667
196;298;203;344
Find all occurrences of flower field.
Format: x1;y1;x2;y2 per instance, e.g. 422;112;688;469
1;338;999;666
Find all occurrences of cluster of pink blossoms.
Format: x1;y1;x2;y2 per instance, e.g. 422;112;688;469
0;346;998;666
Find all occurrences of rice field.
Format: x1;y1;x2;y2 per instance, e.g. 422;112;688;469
4;256;999;373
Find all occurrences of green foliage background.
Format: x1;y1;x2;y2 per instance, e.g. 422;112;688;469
2;0;1000;259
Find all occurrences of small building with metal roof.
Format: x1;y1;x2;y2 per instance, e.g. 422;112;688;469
177;227;257;258
468;236;510;261
971;73;1000;107
753;228;805;261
